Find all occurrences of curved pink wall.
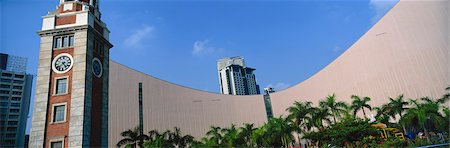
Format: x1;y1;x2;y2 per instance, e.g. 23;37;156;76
108;0;448;146
109;62;267;146
270;0;449;116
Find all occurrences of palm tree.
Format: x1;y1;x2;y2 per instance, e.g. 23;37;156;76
307;107;331;130
286;101;313;129
169;127;194;148
443;107;450;131
286;101;313;144
198;137;215;147
145;129;172;147
221;124;239;147
319;94;348;123
386;94;408;133
437;86;450;104
341;104;355;120
442;86;450;101
264;116;296;147
205;126;222;146
278;117;296;147
400;98;446;142
351;95;372;118
251;126;269;147
238;123;256;147
117;126;148;148
373;106;390;124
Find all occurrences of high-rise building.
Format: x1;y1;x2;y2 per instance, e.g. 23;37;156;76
29;0;112;147
0;53;33;148
217;57;260;95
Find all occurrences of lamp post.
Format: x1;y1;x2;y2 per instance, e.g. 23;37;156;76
139;82;143;147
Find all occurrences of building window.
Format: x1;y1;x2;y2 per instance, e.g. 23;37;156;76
12;86;22;90
14;74;24;78
54;35;74;49
0;96;8;101
11;97;21;101
13;80;24;84
62;36;68;47
11;103;20;107
50;140;63;148
1;78;12;83
1;73;12;77
12;91;22;95
7;127;17;131
0;90;10;95
54;37;61;48
52;103;66;123
0;102;8;107
6;133;16;138
69;36;74;46
8;115;19;119
94;40;104;55
9;109;19;113
0;84;10;89
5;140;15;145
7;121;18;125
55;77;68;95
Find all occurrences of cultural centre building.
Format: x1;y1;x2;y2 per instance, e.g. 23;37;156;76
29;0;448;147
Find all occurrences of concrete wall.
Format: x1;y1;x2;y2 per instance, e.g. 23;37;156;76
108;0;449;146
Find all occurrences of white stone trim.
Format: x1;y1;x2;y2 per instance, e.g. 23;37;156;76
50;102;68;124
42;16;56;31
53;11;94;30
92;58;103;78
53;76;70;96
52;53;74;74
63;3;73;11
48;137;65;148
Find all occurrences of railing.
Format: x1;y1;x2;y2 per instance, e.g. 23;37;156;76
416;143;450;148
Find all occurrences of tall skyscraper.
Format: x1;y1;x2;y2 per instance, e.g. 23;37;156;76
217;57;260;95
29;0;112;147
0;53;33;148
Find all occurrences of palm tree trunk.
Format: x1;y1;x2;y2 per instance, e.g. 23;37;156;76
423;126;430;143
333;114;337;124
399;114;407;135
362;108;366;118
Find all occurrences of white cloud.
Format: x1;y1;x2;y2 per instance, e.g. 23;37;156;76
369;0;397;23
266;82;291;91
344;15;351;23
124;24;154;47
332;46;341;52
192;40;224;56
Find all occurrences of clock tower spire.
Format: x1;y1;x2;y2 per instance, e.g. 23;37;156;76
29;0;112;147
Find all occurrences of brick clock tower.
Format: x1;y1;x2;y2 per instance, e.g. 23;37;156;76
29;0;112;147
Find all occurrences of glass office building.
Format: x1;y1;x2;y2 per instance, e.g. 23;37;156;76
0;53;33;148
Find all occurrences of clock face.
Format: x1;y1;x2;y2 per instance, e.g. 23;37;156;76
52;53;73;74
92;58;103;78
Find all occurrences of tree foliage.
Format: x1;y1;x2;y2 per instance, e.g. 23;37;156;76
303;118;379;147
117;86;450;147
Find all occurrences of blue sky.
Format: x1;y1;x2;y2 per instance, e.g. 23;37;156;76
0;0;397;133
